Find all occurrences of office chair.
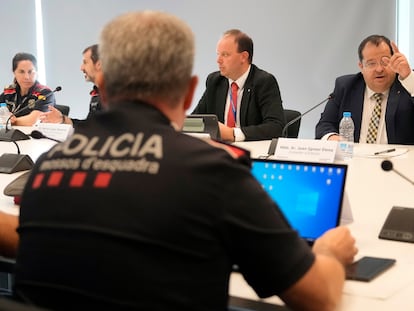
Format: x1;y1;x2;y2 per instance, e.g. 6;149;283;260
0;257;15;298
283;109;301;138
54;105;70;116
229;296;291;311
0;258;54;311
0;297;52;311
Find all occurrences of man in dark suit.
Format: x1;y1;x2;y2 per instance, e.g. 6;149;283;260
316;34;414;144
192;29;285;142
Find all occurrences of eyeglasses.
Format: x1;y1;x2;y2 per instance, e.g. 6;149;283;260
363;56;391;70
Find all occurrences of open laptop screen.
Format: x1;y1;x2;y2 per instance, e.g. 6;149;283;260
251;159;347;244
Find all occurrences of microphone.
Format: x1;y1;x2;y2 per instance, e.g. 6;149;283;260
281;93;335;138
381;160;414;185
30;130;62;143
12;86;62;118
0;86;62;142
11;98;38;119
0;86;62;173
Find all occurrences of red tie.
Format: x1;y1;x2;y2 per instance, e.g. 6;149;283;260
227;82;238;127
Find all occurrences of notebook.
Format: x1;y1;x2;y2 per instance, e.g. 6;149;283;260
251;159;348;245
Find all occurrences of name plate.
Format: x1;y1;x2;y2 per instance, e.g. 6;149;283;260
34;123;74;142
274;138;337;163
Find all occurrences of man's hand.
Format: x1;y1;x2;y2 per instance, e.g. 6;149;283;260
390;42;411;80
218;122;235;142
327;134;340;141
39;105;64;124
313;226;358;266
9;114;17;125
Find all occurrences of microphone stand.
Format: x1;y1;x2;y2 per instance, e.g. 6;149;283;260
30;130;62;143
261;94;335;158
11;141;21;154
0;98;38;141
0;142;34;174
0;109;34;173
0;113;30;141
0;86;62;173
381;160;414;185
281;94;334;138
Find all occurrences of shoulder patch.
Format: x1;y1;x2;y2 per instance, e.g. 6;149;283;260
4;84;16;95
207;140;250;160
31;82;52;99
33;82;51;94
90;85;99;97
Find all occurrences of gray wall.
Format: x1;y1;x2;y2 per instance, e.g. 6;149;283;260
0;0;396;138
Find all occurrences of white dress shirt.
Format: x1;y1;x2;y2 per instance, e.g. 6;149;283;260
224;65;251;142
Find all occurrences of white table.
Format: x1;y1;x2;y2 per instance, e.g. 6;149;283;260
0;127;56;215
2;134;414;310
231;140;414;310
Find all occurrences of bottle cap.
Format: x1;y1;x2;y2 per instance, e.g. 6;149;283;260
343;111;351;117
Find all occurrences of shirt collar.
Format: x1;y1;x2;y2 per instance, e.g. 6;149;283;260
170;121;180;131
366;86;389;99
228;65;251;90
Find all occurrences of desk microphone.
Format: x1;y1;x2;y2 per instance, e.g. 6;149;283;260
379;160;414;243
281;93;335;138
0;86;62;142
30;130;62;143
381;160;414;185
0;139;34;174
0;86;61;173
264;94;335;157
0;104;34;141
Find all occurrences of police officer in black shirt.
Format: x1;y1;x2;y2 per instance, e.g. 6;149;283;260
0;52;56;126
11;10;357;311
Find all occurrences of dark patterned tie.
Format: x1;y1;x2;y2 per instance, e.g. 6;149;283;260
226;82;238;127
366;93;382;144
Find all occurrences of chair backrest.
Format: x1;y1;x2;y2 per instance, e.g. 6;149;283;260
0;297;51;311
283;109;301;138
0;256;16;298
55;105;70;116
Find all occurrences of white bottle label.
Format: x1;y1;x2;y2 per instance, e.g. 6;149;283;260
339;141;353;160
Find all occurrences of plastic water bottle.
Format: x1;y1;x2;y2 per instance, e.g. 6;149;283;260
339;111;354;160
0;103;11;130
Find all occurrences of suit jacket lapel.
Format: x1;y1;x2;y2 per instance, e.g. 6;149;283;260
239;66;255;125
385;80;403;141
216;79;229;121
352;80;365;141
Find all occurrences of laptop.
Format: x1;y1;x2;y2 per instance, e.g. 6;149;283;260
251;159;347;245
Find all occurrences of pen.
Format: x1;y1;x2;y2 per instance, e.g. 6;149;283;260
374;148;396;155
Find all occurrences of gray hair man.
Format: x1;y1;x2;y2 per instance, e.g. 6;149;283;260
13;10;356;311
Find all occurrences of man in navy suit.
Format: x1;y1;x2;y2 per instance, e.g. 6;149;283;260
192;29;285;142
316;34;414;144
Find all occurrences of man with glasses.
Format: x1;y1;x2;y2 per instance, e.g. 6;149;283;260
316;34;414;144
